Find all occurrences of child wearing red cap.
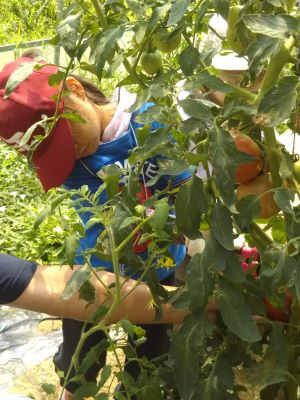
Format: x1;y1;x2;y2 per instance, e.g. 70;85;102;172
0;54;191;399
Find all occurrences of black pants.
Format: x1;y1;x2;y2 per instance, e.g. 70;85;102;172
53;273;175;394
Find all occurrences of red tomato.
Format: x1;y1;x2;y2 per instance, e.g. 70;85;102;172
263;291;292;323
232;132;262;184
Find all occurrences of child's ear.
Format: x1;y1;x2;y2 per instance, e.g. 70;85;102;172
65;77;86;100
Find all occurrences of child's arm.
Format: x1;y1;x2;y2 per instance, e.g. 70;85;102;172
0;253;199;324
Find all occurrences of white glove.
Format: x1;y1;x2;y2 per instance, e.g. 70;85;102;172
185;237;206;257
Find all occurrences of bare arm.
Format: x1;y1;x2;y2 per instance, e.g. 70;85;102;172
8;264;194;324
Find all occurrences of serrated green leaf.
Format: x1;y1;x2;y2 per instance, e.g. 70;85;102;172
79;279;96;303
48;70;66;87
244;14;299;38
186;253;215;310
273;187;294;215
98;365;112;388
258;76;298;127
217;277;261;342
210;204;234;251
175;175;208;235
151;198;170;233
179;98;213;120
64;232;79;265
34;205;52;229
193;71;234;93
170;315;214;400
4;61;37;98
56;13;81;56
41;383;56;394
246;35;282;78
120;216;141;229
178;46;200;77
237;358;288;389
236;194;261;229
120;319;134;338
167;0;191;26
61;263;91;301
61;111;86;124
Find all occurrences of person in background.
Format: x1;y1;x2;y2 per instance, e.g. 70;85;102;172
0;52;191;399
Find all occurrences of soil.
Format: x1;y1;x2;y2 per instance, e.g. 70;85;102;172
5;320;123;400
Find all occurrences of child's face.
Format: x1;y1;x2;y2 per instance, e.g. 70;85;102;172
63;78;102;159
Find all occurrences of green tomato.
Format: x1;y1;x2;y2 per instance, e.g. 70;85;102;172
226;6;244;54
141;51;162;75
294;160;300;182
153;29;181;53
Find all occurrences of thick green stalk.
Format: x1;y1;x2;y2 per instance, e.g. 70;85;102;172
254;37;295;104
90;0;146;88
249;222;273;251
116;214;154;253
227;83;256;102
262;127;283;188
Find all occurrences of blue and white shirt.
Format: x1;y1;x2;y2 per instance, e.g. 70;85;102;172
64;102;191;281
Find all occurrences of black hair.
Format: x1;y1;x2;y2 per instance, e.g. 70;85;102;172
21;49;110;105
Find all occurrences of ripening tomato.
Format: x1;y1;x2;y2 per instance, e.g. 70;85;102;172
153;29;181;53
141;51;162;75
236;174;280;219
293;159;300;182
263;291;292;322
232;132;262;184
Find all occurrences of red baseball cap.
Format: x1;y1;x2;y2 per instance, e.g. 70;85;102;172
0;56;75;191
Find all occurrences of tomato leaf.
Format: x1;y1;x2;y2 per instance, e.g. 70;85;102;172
185;253;215;310
210;204;234;251
216;277;261;342
178;46;200;76
56;12;81;57
175;175;208;235
246;35;282;78
61;263;91;301
90;26;125;79
4;61;38;98
273;187;295;215
236;194;262;229
258;76;298;127
167;0;191;26
244;14;299;38
64;232;79;266
179;98;213;120
170;315;214;400
152;198;170;234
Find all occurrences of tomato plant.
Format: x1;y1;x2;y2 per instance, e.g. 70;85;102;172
11;0;300;399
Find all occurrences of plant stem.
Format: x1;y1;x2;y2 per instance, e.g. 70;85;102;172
254;36;295;104
115;214;154;253
249;222;273;251
90;0;146;88
262;126;283;188
226;82;256;102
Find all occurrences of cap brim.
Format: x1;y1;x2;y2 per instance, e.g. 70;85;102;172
32;118;75;191
212;54;249;71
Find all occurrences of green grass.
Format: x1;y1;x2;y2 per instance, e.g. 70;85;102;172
0;0;58;46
